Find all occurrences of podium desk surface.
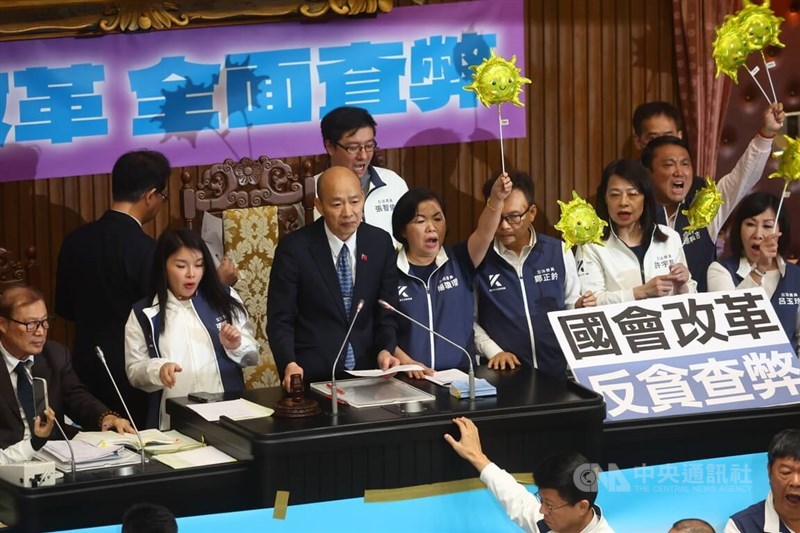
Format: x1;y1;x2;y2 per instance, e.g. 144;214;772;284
167;366;606;506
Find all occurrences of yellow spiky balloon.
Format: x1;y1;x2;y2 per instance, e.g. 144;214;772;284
768;136;800;182
712;19;749;83
554;191;608;251
736;0;784;52
464;50;531;107
682;177;724;232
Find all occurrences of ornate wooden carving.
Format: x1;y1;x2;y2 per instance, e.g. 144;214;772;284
0;0;406;41
0;246;38;292
180;155;315;237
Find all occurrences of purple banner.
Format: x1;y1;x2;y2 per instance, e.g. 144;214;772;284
0;0;526;182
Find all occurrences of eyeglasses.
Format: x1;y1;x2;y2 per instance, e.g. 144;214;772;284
534;492;571;512
4;316;52;332
336;141;378;155
500;207;530;226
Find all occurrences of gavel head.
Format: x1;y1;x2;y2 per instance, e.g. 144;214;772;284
289;373;304;402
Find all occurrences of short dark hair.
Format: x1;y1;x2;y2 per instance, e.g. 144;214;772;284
640;135;690;171
534;451;598;506
768;429;800;469
632;101;682;136
392;187;445;251
150;228;245;333
671;518;716;533
112;150;171;203
121;502;177;533
320;106;377;145
0;286;45;318
482;171;534;205
729;192;791;259
595;159;667;243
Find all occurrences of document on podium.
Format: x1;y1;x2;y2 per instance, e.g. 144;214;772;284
310;377;435;408
187;398;274;422
153;446;235;470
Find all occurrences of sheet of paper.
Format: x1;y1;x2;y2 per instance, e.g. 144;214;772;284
41;440;124;463
201;211;223;268
152;446;235;469
345;364;425;378
186;398;274;422
425;368;470;386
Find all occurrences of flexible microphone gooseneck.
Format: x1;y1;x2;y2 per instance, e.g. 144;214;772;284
95;346;146;467
330;299;365;416
22;366;77;478
377;299;475;401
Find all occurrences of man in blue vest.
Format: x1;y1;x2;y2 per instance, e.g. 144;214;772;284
474;172;590;379
633;101;784;292
725;428;800;532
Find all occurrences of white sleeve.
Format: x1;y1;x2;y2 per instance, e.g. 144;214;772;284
474;322;504;360
723;518;742;533
480;462;542;533
224;288;260;367
0;439;37;465
124;310;168;392
708;134;773;240
563;247;581;308
674;240;697;294
576;244;634;305
707;261;760;292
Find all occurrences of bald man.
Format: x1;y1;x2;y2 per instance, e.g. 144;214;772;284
267;166;400;391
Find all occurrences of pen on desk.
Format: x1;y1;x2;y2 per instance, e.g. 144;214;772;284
322;393;347;405
326;383;345;395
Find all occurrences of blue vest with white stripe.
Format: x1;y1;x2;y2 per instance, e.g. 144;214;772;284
719;256;800;344
132;290;244;428
656;177;716;292
396;245;475;370
475;233;567;379
730;499;792;533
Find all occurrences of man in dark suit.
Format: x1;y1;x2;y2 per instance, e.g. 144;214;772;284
0;286;133;453
268;166;400;391
55;150;171;426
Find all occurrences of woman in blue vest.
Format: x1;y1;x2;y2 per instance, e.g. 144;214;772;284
576;159;695;305
707;192;800;352
391;174;511;375
125;228;258;429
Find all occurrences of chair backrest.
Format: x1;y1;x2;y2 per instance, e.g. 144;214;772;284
180;155;316;237
0;246;38;294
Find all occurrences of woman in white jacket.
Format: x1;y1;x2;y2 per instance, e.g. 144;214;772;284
576;159;696;306
125;229;258;429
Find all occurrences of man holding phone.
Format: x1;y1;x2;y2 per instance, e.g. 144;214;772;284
0;286;134;457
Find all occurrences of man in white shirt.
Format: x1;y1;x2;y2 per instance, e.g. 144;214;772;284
445;417;614;533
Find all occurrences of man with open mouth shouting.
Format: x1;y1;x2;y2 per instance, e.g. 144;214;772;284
634;101;784;292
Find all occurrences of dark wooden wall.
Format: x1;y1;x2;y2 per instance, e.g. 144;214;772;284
0;0;678;346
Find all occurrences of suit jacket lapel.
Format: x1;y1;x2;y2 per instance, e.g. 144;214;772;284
0;362;22;424
353;226;371;312
310;220;347;320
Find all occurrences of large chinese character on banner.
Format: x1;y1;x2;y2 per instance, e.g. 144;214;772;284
549;288;800;422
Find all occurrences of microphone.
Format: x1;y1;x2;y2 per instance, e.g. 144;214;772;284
95;346;146;467
330;299;365;416
378;299;476;401
22;366;76;478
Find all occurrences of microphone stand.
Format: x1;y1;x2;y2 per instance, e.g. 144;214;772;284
331;299;364;416
95;347;146;468
378;299;475;401
23;367;76;479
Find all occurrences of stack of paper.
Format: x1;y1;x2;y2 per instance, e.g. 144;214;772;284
449;378;497;399
186;398;274;422
35;440;141;472
425;368;470;386
73;429;204;454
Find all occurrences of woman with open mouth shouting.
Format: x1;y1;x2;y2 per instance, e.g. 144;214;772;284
390;173;511;377
575;159;696;306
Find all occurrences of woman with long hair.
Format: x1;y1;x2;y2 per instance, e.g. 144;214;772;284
576;159;695;305
708;191;800;352
125;228;258;429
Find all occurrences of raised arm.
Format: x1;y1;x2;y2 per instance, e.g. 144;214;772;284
467;173;511;267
